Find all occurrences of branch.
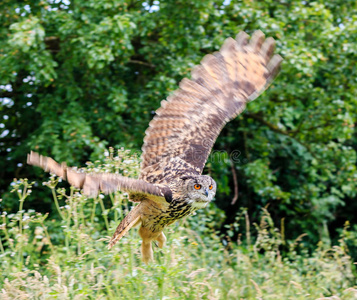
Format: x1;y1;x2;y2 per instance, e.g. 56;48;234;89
230;163;239;205
294;121;333;134
245;112;287;135
44;36;59;42
128;59;156;68
0;91;13;98
245;112;332;136
245;111;321;160
290;115;306;136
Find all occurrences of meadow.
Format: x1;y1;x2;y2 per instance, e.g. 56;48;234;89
1;150;356;299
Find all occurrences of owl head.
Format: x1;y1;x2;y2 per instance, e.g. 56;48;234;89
177;175;216;208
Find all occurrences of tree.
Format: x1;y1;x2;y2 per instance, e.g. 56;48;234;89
1;0;356;244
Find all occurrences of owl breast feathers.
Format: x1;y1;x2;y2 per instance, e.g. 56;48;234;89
27;30;282;264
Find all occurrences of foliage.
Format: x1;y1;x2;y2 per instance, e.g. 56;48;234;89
0;0;357;261
0;151;356;299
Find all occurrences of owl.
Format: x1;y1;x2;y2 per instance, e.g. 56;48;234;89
28;30;282;264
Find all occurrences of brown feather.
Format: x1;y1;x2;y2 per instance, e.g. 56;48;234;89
140;30;282;181
108;205;141;249
27;151;172;200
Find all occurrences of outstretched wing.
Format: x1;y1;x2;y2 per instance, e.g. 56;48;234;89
140;30;282;178
27;151;172;200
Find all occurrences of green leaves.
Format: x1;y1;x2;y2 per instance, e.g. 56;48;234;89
0;0;356;247
9;17;45;52
244;158;290;202
3;16;57;85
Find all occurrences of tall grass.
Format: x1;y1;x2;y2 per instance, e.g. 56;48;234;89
0;150;356;299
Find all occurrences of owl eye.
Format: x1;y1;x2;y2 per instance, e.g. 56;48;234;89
194;184;201;190
209;185;213;190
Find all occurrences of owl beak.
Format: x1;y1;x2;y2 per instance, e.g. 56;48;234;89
204;188;209;197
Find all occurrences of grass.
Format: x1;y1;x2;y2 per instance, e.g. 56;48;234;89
0;150;356;299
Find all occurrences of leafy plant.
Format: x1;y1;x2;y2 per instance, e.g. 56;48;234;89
1;150;356;299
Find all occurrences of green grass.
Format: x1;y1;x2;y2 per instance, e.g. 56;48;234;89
1;152;356;299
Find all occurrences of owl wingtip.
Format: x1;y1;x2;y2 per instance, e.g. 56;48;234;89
236;31;249;45
268;54;283;74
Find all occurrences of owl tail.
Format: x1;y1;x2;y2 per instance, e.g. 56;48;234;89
108;205;142;249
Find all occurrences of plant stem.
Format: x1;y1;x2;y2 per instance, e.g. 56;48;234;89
91;199;97;224
40;220;56;255
109;193;118;223
51;188;65;220
0;236;5;254
17;181;28;267
98;197;109;231
244;210;251;248
79;199;86;226
2;215;14;251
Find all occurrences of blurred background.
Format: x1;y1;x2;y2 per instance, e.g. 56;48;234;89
0;0;356;298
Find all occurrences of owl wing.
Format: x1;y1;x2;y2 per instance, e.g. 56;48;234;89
27;151;172;201
140;31;282;176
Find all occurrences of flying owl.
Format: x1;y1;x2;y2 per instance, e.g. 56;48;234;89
28;30;282;264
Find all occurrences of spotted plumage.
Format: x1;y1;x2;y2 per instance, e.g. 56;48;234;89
27;30;282;264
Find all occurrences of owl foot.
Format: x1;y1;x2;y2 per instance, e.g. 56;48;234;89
139;226;155;264
141;241;153;264
156;232;166;248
